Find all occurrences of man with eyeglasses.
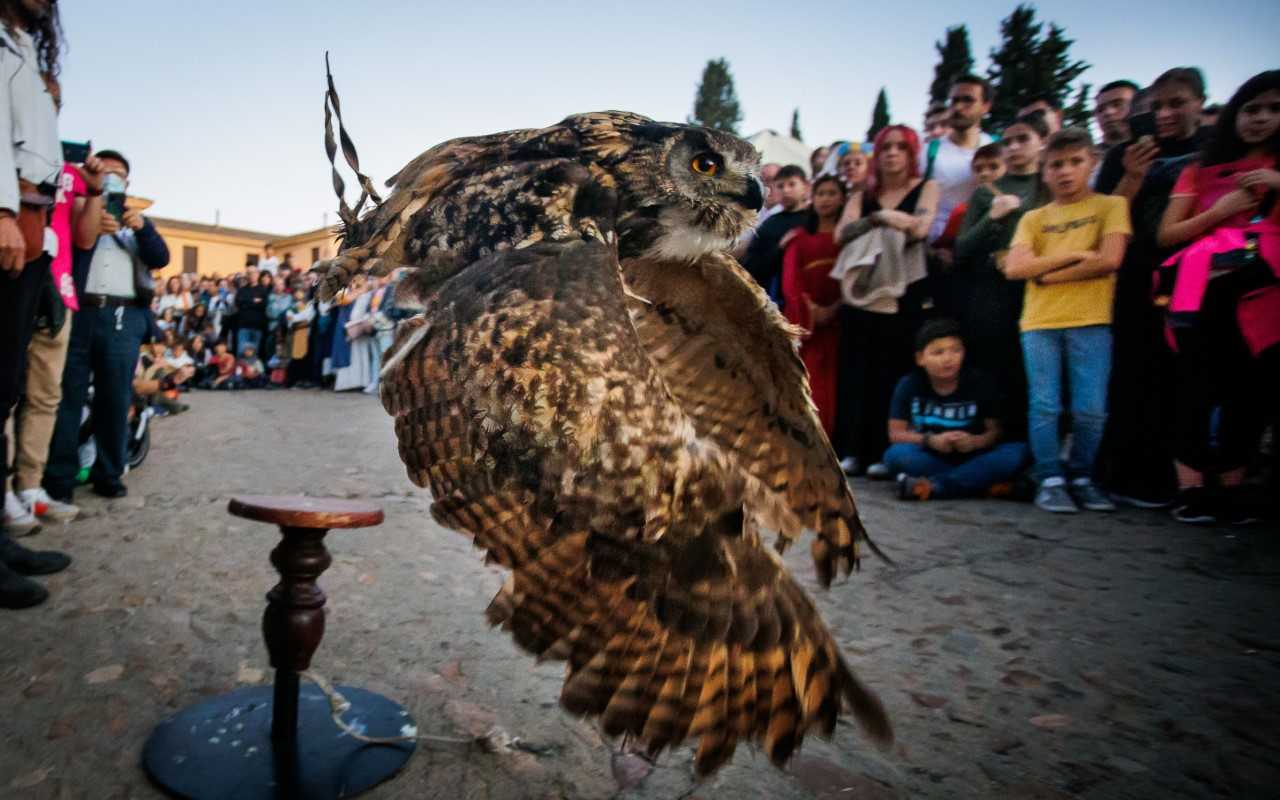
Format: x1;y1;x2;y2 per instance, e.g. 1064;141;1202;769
922;75;995;316
925;75;995;246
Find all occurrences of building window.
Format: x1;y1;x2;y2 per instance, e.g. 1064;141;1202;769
246;253;260;267
311;247;320;264
182;246;198;273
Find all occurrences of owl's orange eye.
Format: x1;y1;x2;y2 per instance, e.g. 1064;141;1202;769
690;153;723;177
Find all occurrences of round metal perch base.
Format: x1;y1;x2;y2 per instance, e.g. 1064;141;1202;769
143;684;415;799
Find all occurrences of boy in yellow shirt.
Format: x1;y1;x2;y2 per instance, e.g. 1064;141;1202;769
1005;128;1131;514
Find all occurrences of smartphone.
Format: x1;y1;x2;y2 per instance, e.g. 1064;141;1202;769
103;172;127;220
105;192;126;220
61;139;90;163
1128;111;1156;140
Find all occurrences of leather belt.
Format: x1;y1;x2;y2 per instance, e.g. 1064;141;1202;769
84;293;138;308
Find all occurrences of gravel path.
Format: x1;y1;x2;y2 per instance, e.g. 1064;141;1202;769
1;389;1277;799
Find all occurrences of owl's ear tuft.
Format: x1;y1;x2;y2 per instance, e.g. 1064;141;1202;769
633;122;675;143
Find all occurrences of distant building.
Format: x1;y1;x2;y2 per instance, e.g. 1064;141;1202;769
145;212;339;280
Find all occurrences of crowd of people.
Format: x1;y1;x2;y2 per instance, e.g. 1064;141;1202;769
139;259;414;397
1;0;1275;612
741;67;1279;524
764;68;1276;519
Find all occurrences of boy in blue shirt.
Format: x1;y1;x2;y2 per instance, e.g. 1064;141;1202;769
885;319;1028;500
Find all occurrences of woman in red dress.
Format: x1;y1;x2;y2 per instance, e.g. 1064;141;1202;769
781;175;849;436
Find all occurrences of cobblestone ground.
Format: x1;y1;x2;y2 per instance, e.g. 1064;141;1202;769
1;390;1278;799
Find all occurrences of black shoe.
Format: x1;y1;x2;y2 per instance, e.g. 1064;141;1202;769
1221;487;1261;527
0;562;48;609
42;483;74;504
0;533;71;576
1172;487;1218;525
92;481;128;499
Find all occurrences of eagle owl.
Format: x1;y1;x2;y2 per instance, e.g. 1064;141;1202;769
317;73;892;775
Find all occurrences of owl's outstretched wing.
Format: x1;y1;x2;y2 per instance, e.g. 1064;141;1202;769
621;252;884;587
379;239;890;774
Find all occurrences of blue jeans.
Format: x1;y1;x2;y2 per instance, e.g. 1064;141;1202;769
236;328;262;357
1021;325;1112;483
883;441;1028;498
45;304;148;494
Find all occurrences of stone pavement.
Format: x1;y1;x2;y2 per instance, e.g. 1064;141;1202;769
1;389;1277;799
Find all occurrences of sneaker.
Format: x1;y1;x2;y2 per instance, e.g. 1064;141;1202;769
3;492;40;537
896;474;933;501
18;488;79;523
839;456;862;477
1070;479;1116;512
1171;487;1217;525
1035;478;1079;514
866;462;892;480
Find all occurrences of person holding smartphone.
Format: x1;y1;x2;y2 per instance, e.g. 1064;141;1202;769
42;149;170;507
1094;68;1209;509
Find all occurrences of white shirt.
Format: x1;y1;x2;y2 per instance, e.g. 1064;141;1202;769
85;231;138;298
259;256;280;275
0;27;61;214
921;132;993;242
157;293;191;315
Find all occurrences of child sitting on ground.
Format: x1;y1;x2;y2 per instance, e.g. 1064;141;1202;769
166;340;194;372
236;345;266;389
211;341;237;389
884;318;1028;500
139;341;189;415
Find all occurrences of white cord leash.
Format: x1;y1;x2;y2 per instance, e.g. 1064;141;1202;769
298;669;519;753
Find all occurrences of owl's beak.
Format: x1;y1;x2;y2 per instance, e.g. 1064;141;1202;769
742;176;765;212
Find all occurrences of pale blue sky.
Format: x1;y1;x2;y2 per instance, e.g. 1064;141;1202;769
58;0;1277;235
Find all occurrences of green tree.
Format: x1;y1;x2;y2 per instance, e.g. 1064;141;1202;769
689;58;743;134
1063;82;1093;129
868;88;891;141
986;5;1090;132
930;25;974;105
790;108;803;141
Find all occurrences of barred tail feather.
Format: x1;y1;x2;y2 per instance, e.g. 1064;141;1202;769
477;530;892;775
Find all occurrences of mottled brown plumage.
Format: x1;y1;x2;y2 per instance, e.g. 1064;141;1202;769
315;90;891;775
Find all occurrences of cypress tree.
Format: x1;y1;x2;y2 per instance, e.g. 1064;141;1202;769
790;108;803;141
986;5;1090;132
1063;83;1093;130
868;89;891;141
930;26;975;105
689;58;744;134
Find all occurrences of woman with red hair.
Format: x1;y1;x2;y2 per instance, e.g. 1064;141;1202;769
833;125;940;476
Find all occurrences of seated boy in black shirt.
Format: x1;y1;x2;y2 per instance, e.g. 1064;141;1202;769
884;319;1028;500
740;164;810;296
